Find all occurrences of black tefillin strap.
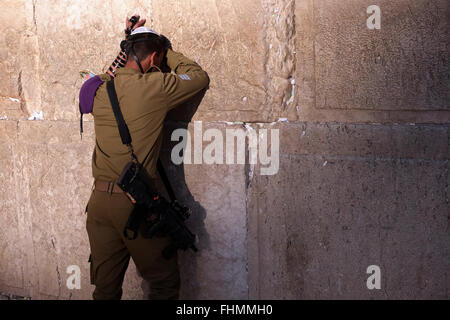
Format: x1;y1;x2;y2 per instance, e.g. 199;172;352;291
108;16;138;76
131;48;145;73
79;103;84;139
105;79;177;202
108;50;127;75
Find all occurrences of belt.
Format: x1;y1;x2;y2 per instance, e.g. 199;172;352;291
94;180;124;194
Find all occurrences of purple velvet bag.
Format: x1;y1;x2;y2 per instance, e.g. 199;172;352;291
78;75;104;137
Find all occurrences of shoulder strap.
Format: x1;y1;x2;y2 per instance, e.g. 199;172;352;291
106;79;132;146
105;79;178;202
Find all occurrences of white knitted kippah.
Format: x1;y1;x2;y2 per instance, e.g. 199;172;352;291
130;27;160;36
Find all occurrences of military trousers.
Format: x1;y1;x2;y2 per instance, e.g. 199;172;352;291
86;189;180;300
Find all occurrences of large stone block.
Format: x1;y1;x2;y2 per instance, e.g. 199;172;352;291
293;0;450;123
314;0;450;111
248;123;449;299
32;0;153;121
1;119;248;299
12;120;96;298
279;122;450;160
0;0;40;120
151;0;267;122
0;122;23;290
260;0;297;121
161;121;248;299
5;119;141;299
0;0;269;122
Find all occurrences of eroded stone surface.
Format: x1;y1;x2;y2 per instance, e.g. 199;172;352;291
0;0;39;120
2;0;449;124
33;0;153;121
0;0;449;301
3;0;266;122
314;0;450;111
13;121;95;298
151;0;266;122
161;121;248;299
248;123;450;299
1;119;248;299
294;0;450;123
0;123;23;289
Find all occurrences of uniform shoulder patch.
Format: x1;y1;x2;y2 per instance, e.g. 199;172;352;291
178;74;191;81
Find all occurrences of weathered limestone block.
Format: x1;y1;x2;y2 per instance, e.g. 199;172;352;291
13;121;97;298
161;121;248;299
33;0;153;121
260;0;297;121
280;123;450;160
0;0;271;122
120;121;250;299
0;122;23;290
294;0;450;123
248;123;449;299
6;119;140;299
151;0;267;122
0;0;40;120
1;118;248;299
315;0;450;111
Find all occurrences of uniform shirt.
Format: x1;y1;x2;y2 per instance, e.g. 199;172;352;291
91;49;209;181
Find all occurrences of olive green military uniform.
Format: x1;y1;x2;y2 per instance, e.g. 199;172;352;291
86;48;209;300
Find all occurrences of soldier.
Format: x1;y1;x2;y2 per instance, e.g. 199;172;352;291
83;16;209;300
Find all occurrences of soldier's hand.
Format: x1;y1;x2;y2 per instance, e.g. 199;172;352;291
125;14;146;34
125;192;137;204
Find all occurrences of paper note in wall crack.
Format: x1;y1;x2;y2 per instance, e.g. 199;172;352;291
80;70;96;81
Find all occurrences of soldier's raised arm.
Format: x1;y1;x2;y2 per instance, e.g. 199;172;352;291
162;49;210;110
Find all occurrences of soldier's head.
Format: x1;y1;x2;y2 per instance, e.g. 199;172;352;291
125;27;166;73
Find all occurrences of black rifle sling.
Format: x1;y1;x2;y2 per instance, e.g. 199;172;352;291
106;79;132;146
157;158;177;202
105;79;177;202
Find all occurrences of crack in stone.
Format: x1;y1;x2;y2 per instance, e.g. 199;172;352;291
17;71;26;114
262;0;297;120
32;0;38;30
242;122;254;299
56;265;62;289
51;235;63;294
51;237;56;250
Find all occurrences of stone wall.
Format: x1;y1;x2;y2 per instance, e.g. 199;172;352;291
0;0;448;299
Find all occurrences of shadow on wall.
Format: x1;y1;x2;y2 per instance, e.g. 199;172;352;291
138;88;211;299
